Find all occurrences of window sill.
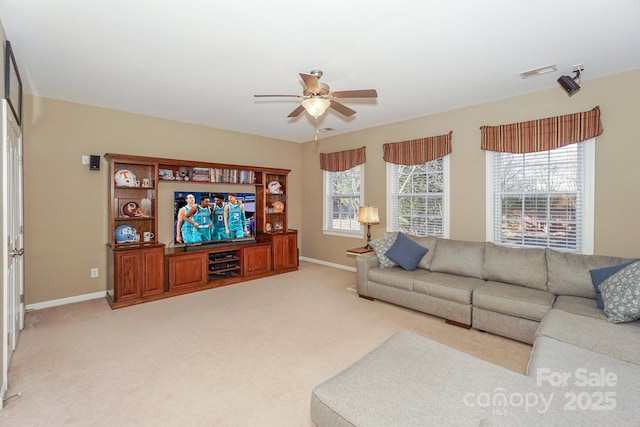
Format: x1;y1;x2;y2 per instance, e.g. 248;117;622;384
322;229;363;239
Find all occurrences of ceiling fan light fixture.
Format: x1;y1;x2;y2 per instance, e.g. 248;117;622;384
301;98;331;118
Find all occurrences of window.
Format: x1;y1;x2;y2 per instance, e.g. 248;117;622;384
323;165;363;235
387;157;449;237
487;139;594;253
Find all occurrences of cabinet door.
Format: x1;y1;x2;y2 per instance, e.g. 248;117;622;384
273;232;298;271
168;252;207;290
141;247;165;297
243;245;272;276
114;251;141;301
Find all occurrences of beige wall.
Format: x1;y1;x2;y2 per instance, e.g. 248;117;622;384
22;96;302;304
301;69;640;267
20;69;640;305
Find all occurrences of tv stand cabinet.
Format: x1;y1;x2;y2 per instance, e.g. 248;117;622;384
165;241;279;293
105;153;297;309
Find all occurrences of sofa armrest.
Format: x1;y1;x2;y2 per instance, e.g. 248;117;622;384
356;252;379;296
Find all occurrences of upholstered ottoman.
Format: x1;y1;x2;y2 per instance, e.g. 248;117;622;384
310;330;538;427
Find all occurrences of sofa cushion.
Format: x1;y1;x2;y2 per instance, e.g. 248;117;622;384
412;271;484;305
405;235;438;270
368;232;399;268
536;308;640;365
472;308;540;344
546;249;630;298
481;243;547;291
430;239;485;278
527;336;640;385
600;260;640;323
522;336;640;425
553;295;606;320
590;260;637;309
368;267;415;291
472;281;555;321
384;232;428;271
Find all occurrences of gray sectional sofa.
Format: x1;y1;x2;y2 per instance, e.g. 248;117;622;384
311;236;640;426
356;236;632;344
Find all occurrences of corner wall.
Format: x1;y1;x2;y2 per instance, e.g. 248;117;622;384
301;69;640;267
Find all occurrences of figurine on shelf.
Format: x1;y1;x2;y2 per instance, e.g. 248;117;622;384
268;180;282;194
114;169;137;187
272;200;285;213
121;201;147;218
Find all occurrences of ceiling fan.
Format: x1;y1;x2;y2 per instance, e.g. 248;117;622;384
254;70;378;119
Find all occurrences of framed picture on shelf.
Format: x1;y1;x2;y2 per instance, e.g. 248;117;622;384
159;169;174;180
265;223;272;232
4;40;22;125
273;221;284;231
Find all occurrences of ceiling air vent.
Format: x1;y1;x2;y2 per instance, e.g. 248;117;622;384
519;64;557;79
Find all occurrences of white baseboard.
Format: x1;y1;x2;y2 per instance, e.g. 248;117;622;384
299;256;356;272
25;291;108;311
25;260;353;312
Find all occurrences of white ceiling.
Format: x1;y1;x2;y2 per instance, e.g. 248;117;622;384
1;1;639;143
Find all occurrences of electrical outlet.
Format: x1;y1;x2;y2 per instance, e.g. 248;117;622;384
82;155;90;165
90;268;99;278
572;63;584;72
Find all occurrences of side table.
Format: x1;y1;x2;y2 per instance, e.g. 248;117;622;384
346;247;373;256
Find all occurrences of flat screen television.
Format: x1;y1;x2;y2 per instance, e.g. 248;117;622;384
174;191;256;248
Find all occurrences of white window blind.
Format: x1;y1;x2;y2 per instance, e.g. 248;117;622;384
388;158;446;237
492;143;585;251
323;165;362;233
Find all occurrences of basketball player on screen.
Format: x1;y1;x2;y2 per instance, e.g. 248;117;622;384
224;193;248;238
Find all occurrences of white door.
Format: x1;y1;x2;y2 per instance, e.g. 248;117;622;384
1;99;24;407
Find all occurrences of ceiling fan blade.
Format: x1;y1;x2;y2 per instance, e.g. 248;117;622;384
254;94;302;98
331;89;378;98
299;73;320;92
287;105;306;118
330;100;356;117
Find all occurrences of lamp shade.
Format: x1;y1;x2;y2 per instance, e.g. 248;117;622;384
301;97;331;118
358;206;380;224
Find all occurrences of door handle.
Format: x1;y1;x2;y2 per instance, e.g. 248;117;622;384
11;248;24;257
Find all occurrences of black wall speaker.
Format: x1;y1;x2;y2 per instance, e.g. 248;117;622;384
89;155;100;171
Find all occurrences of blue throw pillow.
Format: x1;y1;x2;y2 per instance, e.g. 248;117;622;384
590;261;637;309
384;232;428;271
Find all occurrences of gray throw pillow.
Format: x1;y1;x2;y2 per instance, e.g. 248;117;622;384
368;232;399;268
599;260;640;323
590;260;637;309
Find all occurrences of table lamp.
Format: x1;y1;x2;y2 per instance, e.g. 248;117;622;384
358;206;380;248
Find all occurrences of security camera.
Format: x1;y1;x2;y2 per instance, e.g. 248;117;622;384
557;69;582;95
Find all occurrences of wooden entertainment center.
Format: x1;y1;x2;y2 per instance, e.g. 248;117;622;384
105;153;298;309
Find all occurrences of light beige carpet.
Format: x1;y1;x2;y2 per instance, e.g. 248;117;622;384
0;261;531;426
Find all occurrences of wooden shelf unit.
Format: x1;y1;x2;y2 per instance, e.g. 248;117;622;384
105;153;297;308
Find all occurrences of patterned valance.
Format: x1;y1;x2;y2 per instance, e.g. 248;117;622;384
383;131;453;165
480;106;603;153
319;146;366;172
